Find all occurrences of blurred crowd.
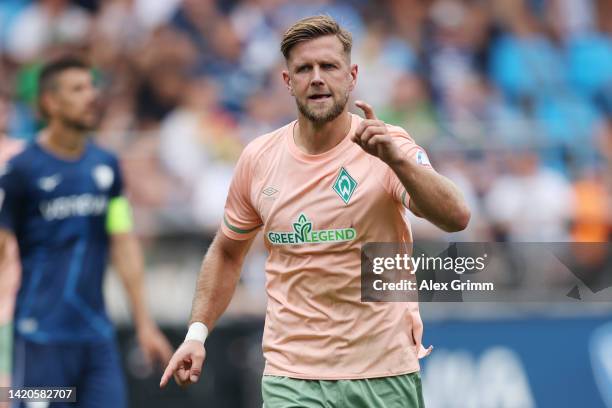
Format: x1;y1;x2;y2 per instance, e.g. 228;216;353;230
0;0;611;242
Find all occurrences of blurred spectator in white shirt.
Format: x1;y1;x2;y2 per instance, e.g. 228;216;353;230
485;151;574;241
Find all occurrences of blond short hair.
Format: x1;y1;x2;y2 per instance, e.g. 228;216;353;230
280;15;352;61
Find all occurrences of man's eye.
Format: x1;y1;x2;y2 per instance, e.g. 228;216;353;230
297;66;310;73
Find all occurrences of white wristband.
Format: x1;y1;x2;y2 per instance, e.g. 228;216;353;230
185;322;209;344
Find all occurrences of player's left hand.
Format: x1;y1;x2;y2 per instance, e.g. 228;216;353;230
137;322;174;369
352;100;403;165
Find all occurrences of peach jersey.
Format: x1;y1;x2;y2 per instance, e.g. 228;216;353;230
221;113;433;380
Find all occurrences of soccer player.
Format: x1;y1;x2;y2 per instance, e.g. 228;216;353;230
160;16;470;407
0;57;172;407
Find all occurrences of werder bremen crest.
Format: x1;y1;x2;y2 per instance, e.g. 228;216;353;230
267;214;356;245
333;167;357;204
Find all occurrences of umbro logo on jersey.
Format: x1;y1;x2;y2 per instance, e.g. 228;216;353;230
262;187;279;197
38;174;62;192
93;165;114;190
333;167;357;204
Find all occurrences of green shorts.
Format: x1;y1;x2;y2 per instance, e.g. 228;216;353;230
262;372;425;408
0;322;12;375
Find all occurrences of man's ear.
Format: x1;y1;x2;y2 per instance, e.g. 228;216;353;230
282;70;294;96
39;92;57;118
348;64;358;92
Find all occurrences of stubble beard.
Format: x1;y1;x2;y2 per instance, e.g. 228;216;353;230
296;90;349;126
61;112;98;132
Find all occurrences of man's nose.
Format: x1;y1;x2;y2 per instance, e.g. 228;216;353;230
310;66;324;86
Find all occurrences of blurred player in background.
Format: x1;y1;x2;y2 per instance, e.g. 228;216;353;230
161;15;470;407
0;93;24;408
0;57;173;407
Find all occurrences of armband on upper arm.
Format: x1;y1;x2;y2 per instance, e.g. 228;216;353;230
106;197;133;234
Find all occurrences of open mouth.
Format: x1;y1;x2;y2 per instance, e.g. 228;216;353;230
309;94;332;101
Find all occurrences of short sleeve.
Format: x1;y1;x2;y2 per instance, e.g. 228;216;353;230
109;156;124;199
0;161;25;232
221;146;263;240
384;128;434;209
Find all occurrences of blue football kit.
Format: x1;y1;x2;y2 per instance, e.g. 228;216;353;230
0;141;127;407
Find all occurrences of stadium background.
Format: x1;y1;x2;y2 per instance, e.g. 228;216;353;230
1;0;612;406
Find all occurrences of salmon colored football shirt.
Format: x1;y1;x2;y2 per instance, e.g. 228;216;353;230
221;113;433;380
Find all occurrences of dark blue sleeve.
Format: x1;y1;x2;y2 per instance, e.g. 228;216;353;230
0;161;25;232
109;155;124;199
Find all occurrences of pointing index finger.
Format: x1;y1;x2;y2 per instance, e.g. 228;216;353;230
355;100;377;120
160;358;178;388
